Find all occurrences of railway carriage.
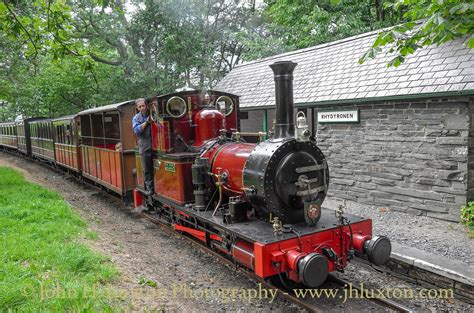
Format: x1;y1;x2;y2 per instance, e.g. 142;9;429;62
0;121;18;150
77;101;137;199
52;115;82;173
29;118;55;162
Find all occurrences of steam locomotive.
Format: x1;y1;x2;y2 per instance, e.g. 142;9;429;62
135;61;392;288
0;61;391;288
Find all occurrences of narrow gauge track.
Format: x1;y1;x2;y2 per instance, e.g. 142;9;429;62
142;211;413;313
1;148;412;312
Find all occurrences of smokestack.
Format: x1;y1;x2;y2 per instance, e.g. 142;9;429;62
269;61;297;140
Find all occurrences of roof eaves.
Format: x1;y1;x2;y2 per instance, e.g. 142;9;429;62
239;89;474;111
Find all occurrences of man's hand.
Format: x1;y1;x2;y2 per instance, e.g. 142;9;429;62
140;120;149;132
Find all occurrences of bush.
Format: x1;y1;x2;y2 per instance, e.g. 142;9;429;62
460;200;474;239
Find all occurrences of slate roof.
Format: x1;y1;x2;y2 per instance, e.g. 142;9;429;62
215;30;474;109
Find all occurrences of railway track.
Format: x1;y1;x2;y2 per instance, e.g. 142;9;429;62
142;211;413;313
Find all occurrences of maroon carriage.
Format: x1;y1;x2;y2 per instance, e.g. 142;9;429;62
77;101;137;199
52;115;81;173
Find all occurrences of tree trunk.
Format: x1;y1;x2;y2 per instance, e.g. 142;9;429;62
375;0;384;21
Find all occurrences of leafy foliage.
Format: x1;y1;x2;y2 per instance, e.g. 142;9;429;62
0;0;97;70
460;200;474;238
263;0;402;50
360;0;474;67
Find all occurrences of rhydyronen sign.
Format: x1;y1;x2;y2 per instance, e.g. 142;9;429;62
317;110;359;123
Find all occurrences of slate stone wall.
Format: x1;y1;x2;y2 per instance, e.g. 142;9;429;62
243;96;474;222
468;102;474;201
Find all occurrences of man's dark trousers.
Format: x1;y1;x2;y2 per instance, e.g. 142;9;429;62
139;124;154;193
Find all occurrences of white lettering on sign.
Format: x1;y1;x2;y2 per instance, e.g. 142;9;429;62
317;110;359;123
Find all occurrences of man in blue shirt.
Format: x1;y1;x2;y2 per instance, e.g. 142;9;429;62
133;98;154;195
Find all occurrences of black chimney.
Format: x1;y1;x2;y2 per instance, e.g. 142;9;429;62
269;61;297;140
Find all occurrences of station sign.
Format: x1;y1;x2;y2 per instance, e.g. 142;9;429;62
317;109;359;123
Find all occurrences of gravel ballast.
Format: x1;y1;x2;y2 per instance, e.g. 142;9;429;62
324;198;474;266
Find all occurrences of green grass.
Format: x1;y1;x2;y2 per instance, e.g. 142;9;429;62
0;167;119;311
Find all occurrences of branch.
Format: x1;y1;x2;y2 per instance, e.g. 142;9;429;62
3;0;39;60
89;53;122;66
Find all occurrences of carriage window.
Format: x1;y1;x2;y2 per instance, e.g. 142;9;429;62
56;124;63;143
65;123;71;145
54;125;59;142
104;113;120;140
166;96;187;118
81;115;92;146
72;121;77;145
92;114;104;139
48;123;53;140
102;113;119;149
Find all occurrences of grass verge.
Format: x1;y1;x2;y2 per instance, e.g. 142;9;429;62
0;167;119;310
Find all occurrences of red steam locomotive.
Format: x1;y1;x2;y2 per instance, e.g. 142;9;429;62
134;61;391;287
0;60;391;288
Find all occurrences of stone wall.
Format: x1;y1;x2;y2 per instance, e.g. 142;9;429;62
468;102;474;200
242;96;474;222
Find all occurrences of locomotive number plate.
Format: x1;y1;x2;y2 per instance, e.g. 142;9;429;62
164;162;176;172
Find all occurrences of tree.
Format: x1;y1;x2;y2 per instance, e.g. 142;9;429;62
0;0;99;71
263;0;402;50
0;0;264;119
360;0;474;67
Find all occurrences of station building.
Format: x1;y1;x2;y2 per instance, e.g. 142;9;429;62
215;30;474;222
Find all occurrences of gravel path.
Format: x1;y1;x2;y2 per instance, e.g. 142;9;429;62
324;198;474;266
